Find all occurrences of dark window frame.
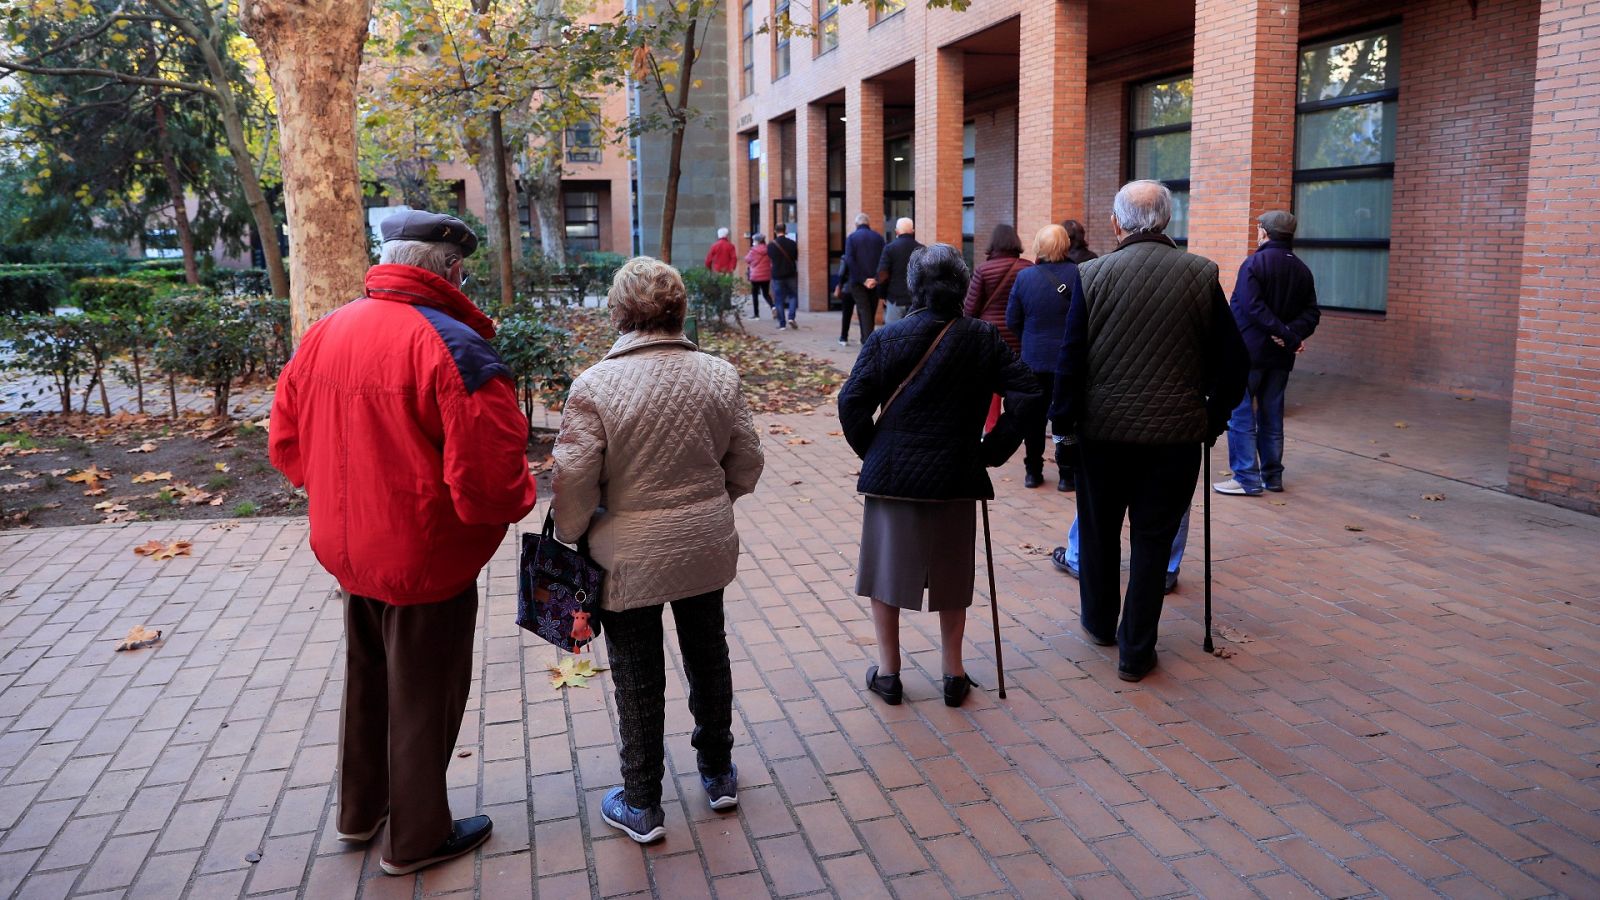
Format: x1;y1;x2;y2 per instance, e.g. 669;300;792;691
1126;69;1193;246
872;0;906;26
773;0;792;81
817;0;839;56
740;0;755;97
1293;24;1400;314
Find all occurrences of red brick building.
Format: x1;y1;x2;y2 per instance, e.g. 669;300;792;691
724;0;1600;514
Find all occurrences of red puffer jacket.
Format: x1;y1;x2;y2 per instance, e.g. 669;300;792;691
269;264;538;605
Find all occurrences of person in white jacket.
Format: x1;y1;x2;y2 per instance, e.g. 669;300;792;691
552;256;765;845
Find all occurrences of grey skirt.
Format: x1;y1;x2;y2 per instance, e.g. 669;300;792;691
855;496;976;612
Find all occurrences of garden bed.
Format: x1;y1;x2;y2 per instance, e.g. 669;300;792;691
0;414;555;530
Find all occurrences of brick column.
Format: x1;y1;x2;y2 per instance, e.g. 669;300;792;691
1508;0;1600;514
731;132;751;248
1015;0;1088;245
1188;0;1298;292
759;117;779;240
795;102;830;311
845;80;885;233
914;47;965;247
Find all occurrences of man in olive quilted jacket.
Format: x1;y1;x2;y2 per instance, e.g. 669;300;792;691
1049;180;1248;683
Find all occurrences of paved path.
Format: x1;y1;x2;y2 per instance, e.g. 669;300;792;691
1;330;1598;898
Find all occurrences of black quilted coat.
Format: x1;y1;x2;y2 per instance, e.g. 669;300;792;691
838;310;1042;501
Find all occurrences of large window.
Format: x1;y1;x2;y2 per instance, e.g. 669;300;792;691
564;119;601;165
774;119;796;232
563;190;601;255
740;0;754;96
961;122;976;265
817;0;839;55
1129;73;1192;243
873;0;906;24
773;0;791;80
884;134;914;229
1294;26;1398;312
746;136;761;237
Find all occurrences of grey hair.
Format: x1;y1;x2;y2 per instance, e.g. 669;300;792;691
896;217;915;234
717;227;730;239
854;213;871;227
380;239;464;279
751;232;766;243
1112;180;1172;234
906;243;970;315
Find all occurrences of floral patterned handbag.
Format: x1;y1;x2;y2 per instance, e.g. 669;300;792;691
517;511;604;652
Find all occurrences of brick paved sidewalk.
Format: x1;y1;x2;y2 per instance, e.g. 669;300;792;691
2;368;1598;897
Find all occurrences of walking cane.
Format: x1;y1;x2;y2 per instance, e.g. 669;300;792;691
980;500;1008;699
1203;441;1214;654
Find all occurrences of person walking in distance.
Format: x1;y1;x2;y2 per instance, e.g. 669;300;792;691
269;210;538;875
745;233;772;319
767;223;800;329
1051;181;1247;682
1214;211;1321;496
836;212;887;347
876;217;923;323
704;227;738;274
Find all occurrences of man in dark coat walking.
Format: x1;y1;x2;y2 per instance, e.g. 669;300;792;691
875;217;922;323
1050;181;1248;682
767;223;800;329
836;213;887;346
1213;210;1321;496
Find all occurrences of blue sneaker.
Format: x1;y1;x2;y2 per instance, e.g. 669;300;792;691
701;763;738;811
600;787;666;844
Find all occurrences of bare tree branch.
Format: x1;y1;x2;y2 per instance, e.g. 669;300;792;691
0;58;219;97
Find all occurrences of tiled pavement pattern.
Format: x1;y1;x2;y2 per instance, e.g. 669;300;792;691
2;344;1600;897
0;372;274;421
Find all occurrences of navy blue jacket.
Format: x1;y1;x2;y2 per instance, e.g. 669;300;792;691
876;234;923;306
838;309;1040;501
1231;239;1320;370
768;235;799;280
838;224;887;289
1005;261;1081;373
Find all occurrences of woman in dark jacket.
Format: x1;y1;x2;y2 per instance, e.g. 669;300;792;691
1062;219;1097;265
962;223;1032;356
838;244;1040;708
1006;224;1085;491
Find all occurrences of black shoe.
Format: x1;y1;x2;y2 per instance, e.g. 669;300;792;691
1265;481;1284;492
1057;475;1073;493
1023;469;1044;489
1079;619;1115;647
701;763;739;811
1051;547;1079;578
1117;654;1158;683
865;665;903;705
380;815;493;875
1164;569;1179;595
943;673;978;707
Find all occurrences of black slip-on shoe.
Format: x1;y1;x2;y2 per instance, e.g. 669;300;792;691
1051;547;1079;578
380;815;492;875
865;665;903;705
1117;655;1158;683
942;673;978;707
1023;470;1044;489
1079;619;1116;647
1057;475;1073;492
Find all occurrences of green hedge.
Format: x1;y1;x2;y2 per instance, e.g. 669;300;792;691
202;267;273;296
0;268;68;316
71;277;159;314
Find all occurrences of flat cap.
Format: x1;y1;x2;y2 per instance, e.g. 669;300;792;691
380;209;479;257
1257;210;1297;237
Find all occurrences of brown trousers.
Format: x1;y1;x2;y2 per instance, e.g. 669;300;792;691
338;584;477;862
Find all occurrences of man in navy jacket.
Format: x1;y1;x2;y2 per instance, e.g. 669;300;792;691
1213;211;1321;496
835;213;887;346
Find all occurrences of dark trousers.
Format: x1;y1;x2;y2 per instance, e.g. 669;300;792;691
750;280;770;317
1076;441;1199;670
601;589;734;809
339;584;477;862
1023;369;1058;474
842;283;878;342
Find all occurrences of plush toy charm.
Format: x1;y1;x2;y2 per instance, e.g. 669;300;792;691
570;610;594;650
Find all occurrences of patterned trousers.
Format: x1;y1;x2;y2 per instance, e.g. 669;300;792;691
601;589;735;808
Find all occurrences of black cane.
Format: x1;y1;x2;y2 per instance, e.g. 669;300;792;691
1203;441;1214;654
980;500;1007;699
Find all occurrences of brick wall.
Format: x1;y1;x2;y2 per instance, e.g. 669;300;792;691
971;98;1017;256
1014;0;1088;243
1508;0;1600;513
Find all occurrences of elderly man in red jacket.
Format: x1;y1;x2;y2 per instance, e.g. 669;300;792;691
269;210;537;876
704;227;738;273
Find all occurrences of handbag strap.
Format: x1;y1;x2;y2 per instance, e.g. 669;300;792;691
1037;263;1070;295
541;508;592;556
877;319;957;424
971;258;1024;319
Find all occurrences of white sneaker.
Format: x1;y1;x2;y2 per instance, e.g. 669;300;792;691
838;339;848;348
1212;479;1262;496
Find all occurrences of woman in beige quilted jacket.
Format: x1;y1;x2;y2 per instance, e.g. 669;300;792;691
551;256;764;845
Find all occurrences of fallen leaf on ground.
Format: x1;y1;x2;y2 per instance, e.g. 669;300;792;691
93;501;129;512
1408;514;1421;520
1216;625;1254;643
826;430;843;437
0;482;31;493
1423;493;1446;501
83;488;106;497
114;625;162;651
1268;499;1287;506
1393;421;1408;429
134;539;192;560
65;465;111;491
214;462;230;472
127;442;157;454
787;437;812;446
1212;647;1236;659
456;749;472;758
768;424;794;435
131;471;173;484
789;480;803;486
549;655;607;689
1344;524;1365;532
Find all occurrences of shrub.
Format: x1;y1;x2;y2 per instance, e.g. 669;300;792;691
679;267;745;333
245;296;291;378
124;267;186;286
568;252;629;299
154;295;257;418
202;268;273;297
0;268;67;316
0;313;90;413
71;277;159;315
495;311;577;421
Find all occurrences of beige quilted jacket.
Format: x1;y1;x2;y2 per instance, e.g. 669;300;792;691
551;331;765;611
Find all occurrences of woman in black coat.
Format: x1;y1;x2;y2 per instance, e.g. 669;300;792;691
837;243;1041;708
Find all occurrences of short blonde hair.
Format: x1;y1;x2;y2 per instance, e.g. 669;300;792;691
1033;224;1071;263
608;256;687;334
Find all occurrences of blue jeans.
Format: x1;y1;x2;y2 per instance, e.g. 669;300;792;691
1226;368;1291;492
1066;506;1189;574
771;277;798;325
